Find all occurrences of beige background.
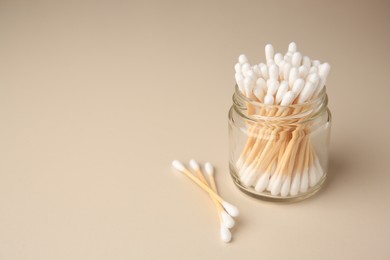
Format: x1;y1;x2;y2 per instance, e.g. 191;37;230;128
1;0;390;259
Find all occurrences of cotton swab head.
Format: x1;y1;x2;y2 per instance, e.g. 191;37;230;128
238;54;248;64
309;66;318;74
283;63;291;81
292;52;302;67
234;63;241;73
288;67;299;87
264;94;274;105
288;42;297;53
172;160;186;172
204;162;214;176
298;81;316;103
253;65;262;77
221;210;235;229
254;79;266;100
302;56;311;68
306;73;320;88
275;81;289;104
189;159;200;171
312;60;321;67
291;78;305;95
266;79;279;96
235;73;245;93
220;223;232;243
265;44;274;62
274;53;283;65
259;63;269;79
221;201;239;217
298;65;309;78
241;63;250;75
280;91;296;106
268;64;279;80
244;77;255;96
317;62;331;91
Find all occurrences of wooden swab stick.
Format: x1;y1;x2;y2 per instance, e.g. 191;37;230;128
189;160;233;243
172;160;239;217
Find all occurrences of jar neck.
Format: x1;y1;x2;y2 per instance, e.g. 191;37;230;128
232;85;328;123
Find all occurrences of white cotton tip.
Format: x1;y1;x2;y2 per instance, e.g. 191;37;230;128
220;223;232;243
172;160;185;172
242;168;258;187
189;159;200;171
267;170;277;192
270;175;283;196
253;84;265;102
314;156;324;177
291;78;305;95
234;63;242;73
238;54;248;64
309;66;318;74
302;56;311;68
280;91;295;106
300;169;309;193
316;62;331;93
268;64;279;81
239;167;250;182
274;53;283;65
288;67;299;88
314;163;324;181
222;202;239;217
319;63;331;79
288;42;297;53
264;94;274;105
280;176;291;197
236;158;244;169
292;52;302;67
265;44;274;62
253;65;262;77
244;77;255;97
309;165;318;187
312;60;321;67
235;73;245;93
256;77;266;90
267;79;279;96
290;172;301;196
284;54;292;63
283;63;291;81
204;162;214;176
255;172;270;193
246;70;256;79
221;211;235;229
267;60;275;66
306;73;320;88
259;63;269;79
275;81;289;104
241;63;251;77
298;65;309;78
298;81;315;103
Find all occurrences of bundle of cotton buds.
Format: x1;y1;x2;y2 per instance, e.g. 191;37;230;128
172;160;239;243
233;42;330;197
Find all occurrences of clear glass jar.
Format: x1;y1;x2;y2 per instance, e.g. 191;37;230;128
228;86;331;202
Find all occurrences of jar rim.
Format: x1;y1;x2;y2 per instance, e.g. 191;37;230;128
232;85;328;122
233;84;327;110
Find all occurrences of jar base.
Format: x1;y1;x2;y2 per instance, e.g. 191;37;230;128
229;164;326;203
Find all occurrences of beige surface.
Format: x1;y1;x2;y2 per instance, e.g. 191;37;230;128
1;0;390;259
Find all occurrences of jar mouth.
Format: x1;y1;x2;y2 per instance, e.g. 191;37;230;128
233;84;327;110
232;85;328;122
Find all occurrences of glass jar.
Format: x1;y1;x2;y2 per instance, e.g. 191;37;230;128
228;86;331;202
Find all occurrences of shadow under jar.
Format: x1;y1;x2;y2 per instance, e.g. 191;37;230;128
228;85;331;202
